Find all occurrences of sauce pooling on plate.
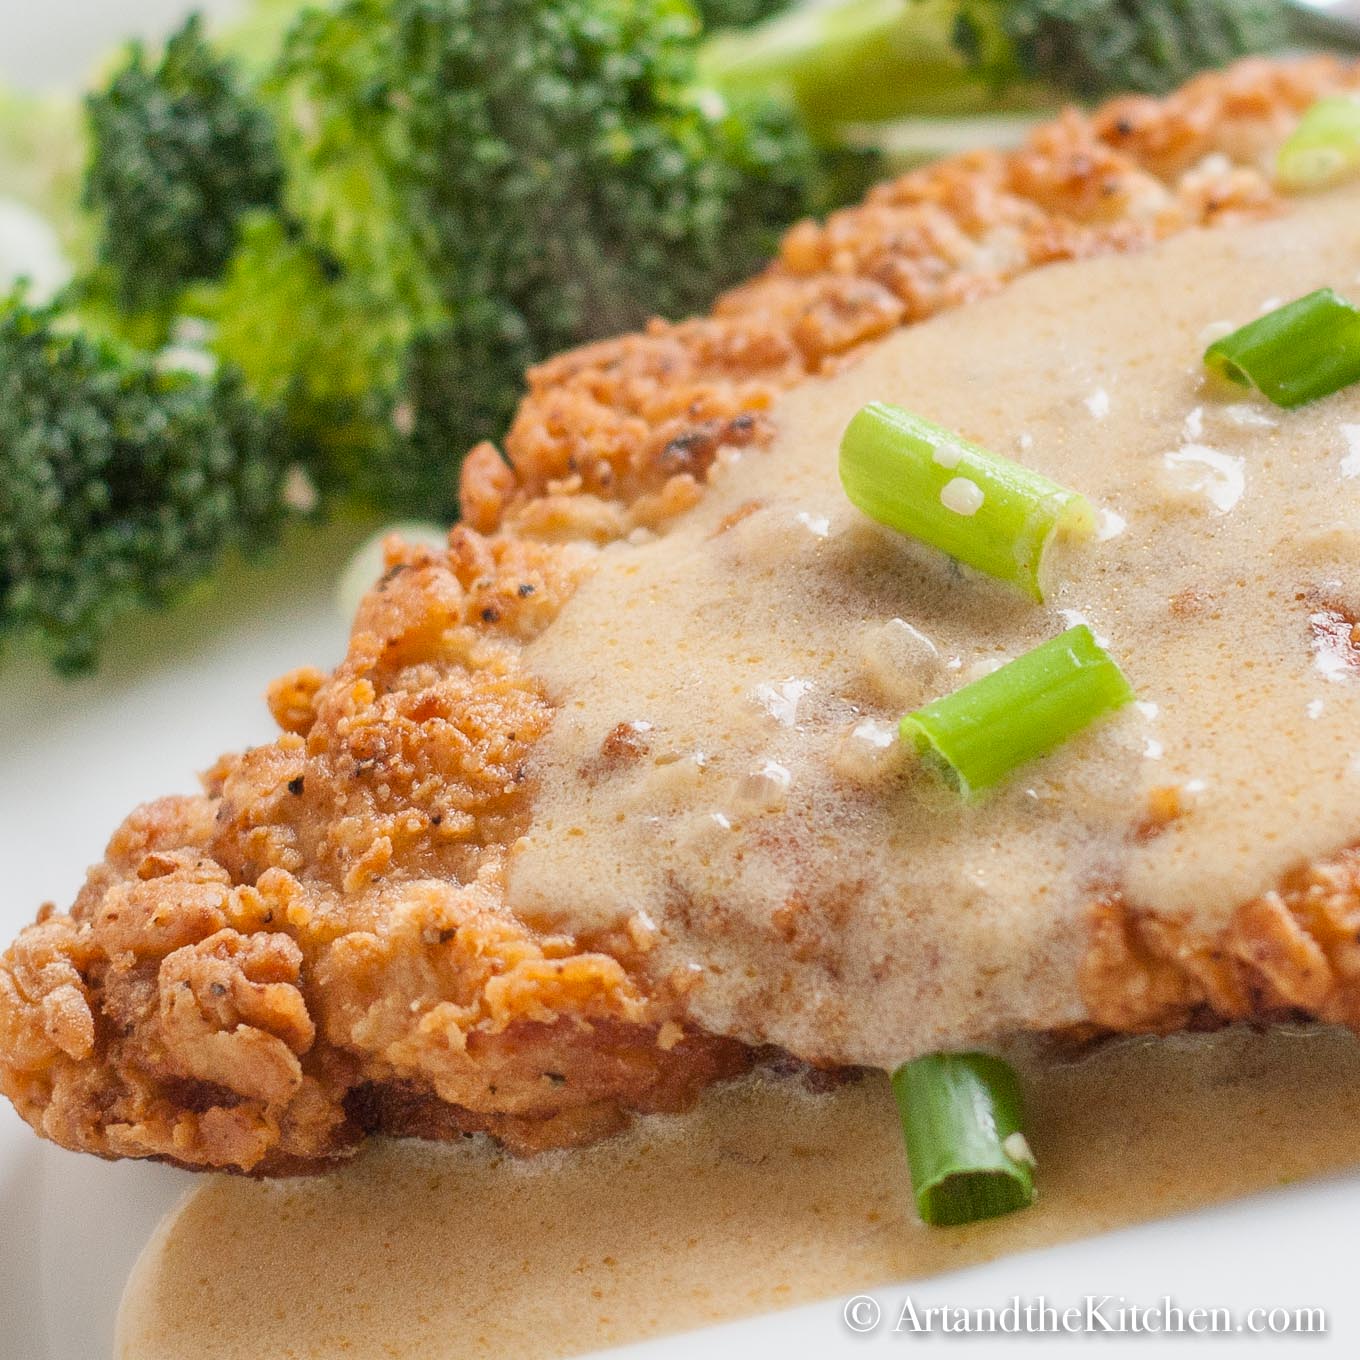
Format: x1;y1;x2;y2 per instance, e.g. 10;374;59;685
509;188;1360;1068
118;1027;1360;1360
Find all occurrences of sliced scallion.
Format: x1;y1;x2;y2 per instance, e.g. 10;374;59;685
892;1052;1035;1228
1204;288;1360;408
1277;95;1360;192
839;402;1094;603
901;624;1134;797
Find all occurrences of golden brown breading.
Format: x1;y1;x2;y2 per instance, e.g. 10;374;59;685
1084;850;1360;1034
4;58;1360;1173
1;531;753;1170
471;59;1353;530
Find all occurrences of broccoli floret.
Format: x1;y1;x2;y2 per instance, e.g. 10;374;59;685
84;14;284;316
0;296;289;673
242;0;829;515
986;0;1294;98
208;215;407;495
208;215;477;517
701;0;1294;130
209;214;464;513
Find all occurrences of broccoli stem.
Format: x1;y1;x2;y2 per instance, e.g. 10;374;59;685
0;297;292;674
700;0;1301;132
701;0;1018;128
83;14;284;321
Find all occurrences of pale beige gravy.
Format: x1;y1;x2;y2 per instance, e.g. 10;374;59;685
117;1027;1360;1360
509;188;1360;1068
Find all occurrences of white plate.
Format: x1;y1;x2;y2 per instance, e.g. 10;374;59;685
0;517;366;1359
0;0;242;92
3;7;1360;1358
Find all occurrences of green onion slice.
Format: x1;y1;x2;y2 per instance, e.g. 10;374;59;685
892;1052;1035;1228
1204;288;1360;409
839;403;1094;602
901;624;1134;797
1277;96;1360;192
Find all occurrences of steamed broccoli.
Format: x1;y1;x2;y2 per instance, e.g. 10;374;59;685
997;0;1294;97
79;0;832;521
207;213;459;511
242;0;828;515
208;216;397;489
0;296;289;672
702;0;1297;130
84;14;283;316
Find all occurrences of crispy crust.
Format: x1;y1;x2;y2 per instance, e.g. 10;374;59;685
1084;853;1360;1034
468;58;1357;531
5;58;1360;1173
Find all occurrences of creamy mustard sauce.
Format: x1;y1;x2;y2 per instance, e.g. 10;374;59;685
117;1027;1360;1360
509;189;1360;1069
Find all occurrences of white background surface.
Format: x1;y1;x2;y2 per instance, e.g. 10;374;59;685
3;3;1360;1358
0;0;240;90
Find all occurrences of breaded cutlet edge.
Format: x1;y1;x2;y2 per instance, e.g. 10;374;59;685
4;57;1360;1174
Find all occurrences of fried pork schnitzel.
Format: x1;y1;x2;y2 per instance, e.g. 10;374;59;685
4;58;1360;1173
